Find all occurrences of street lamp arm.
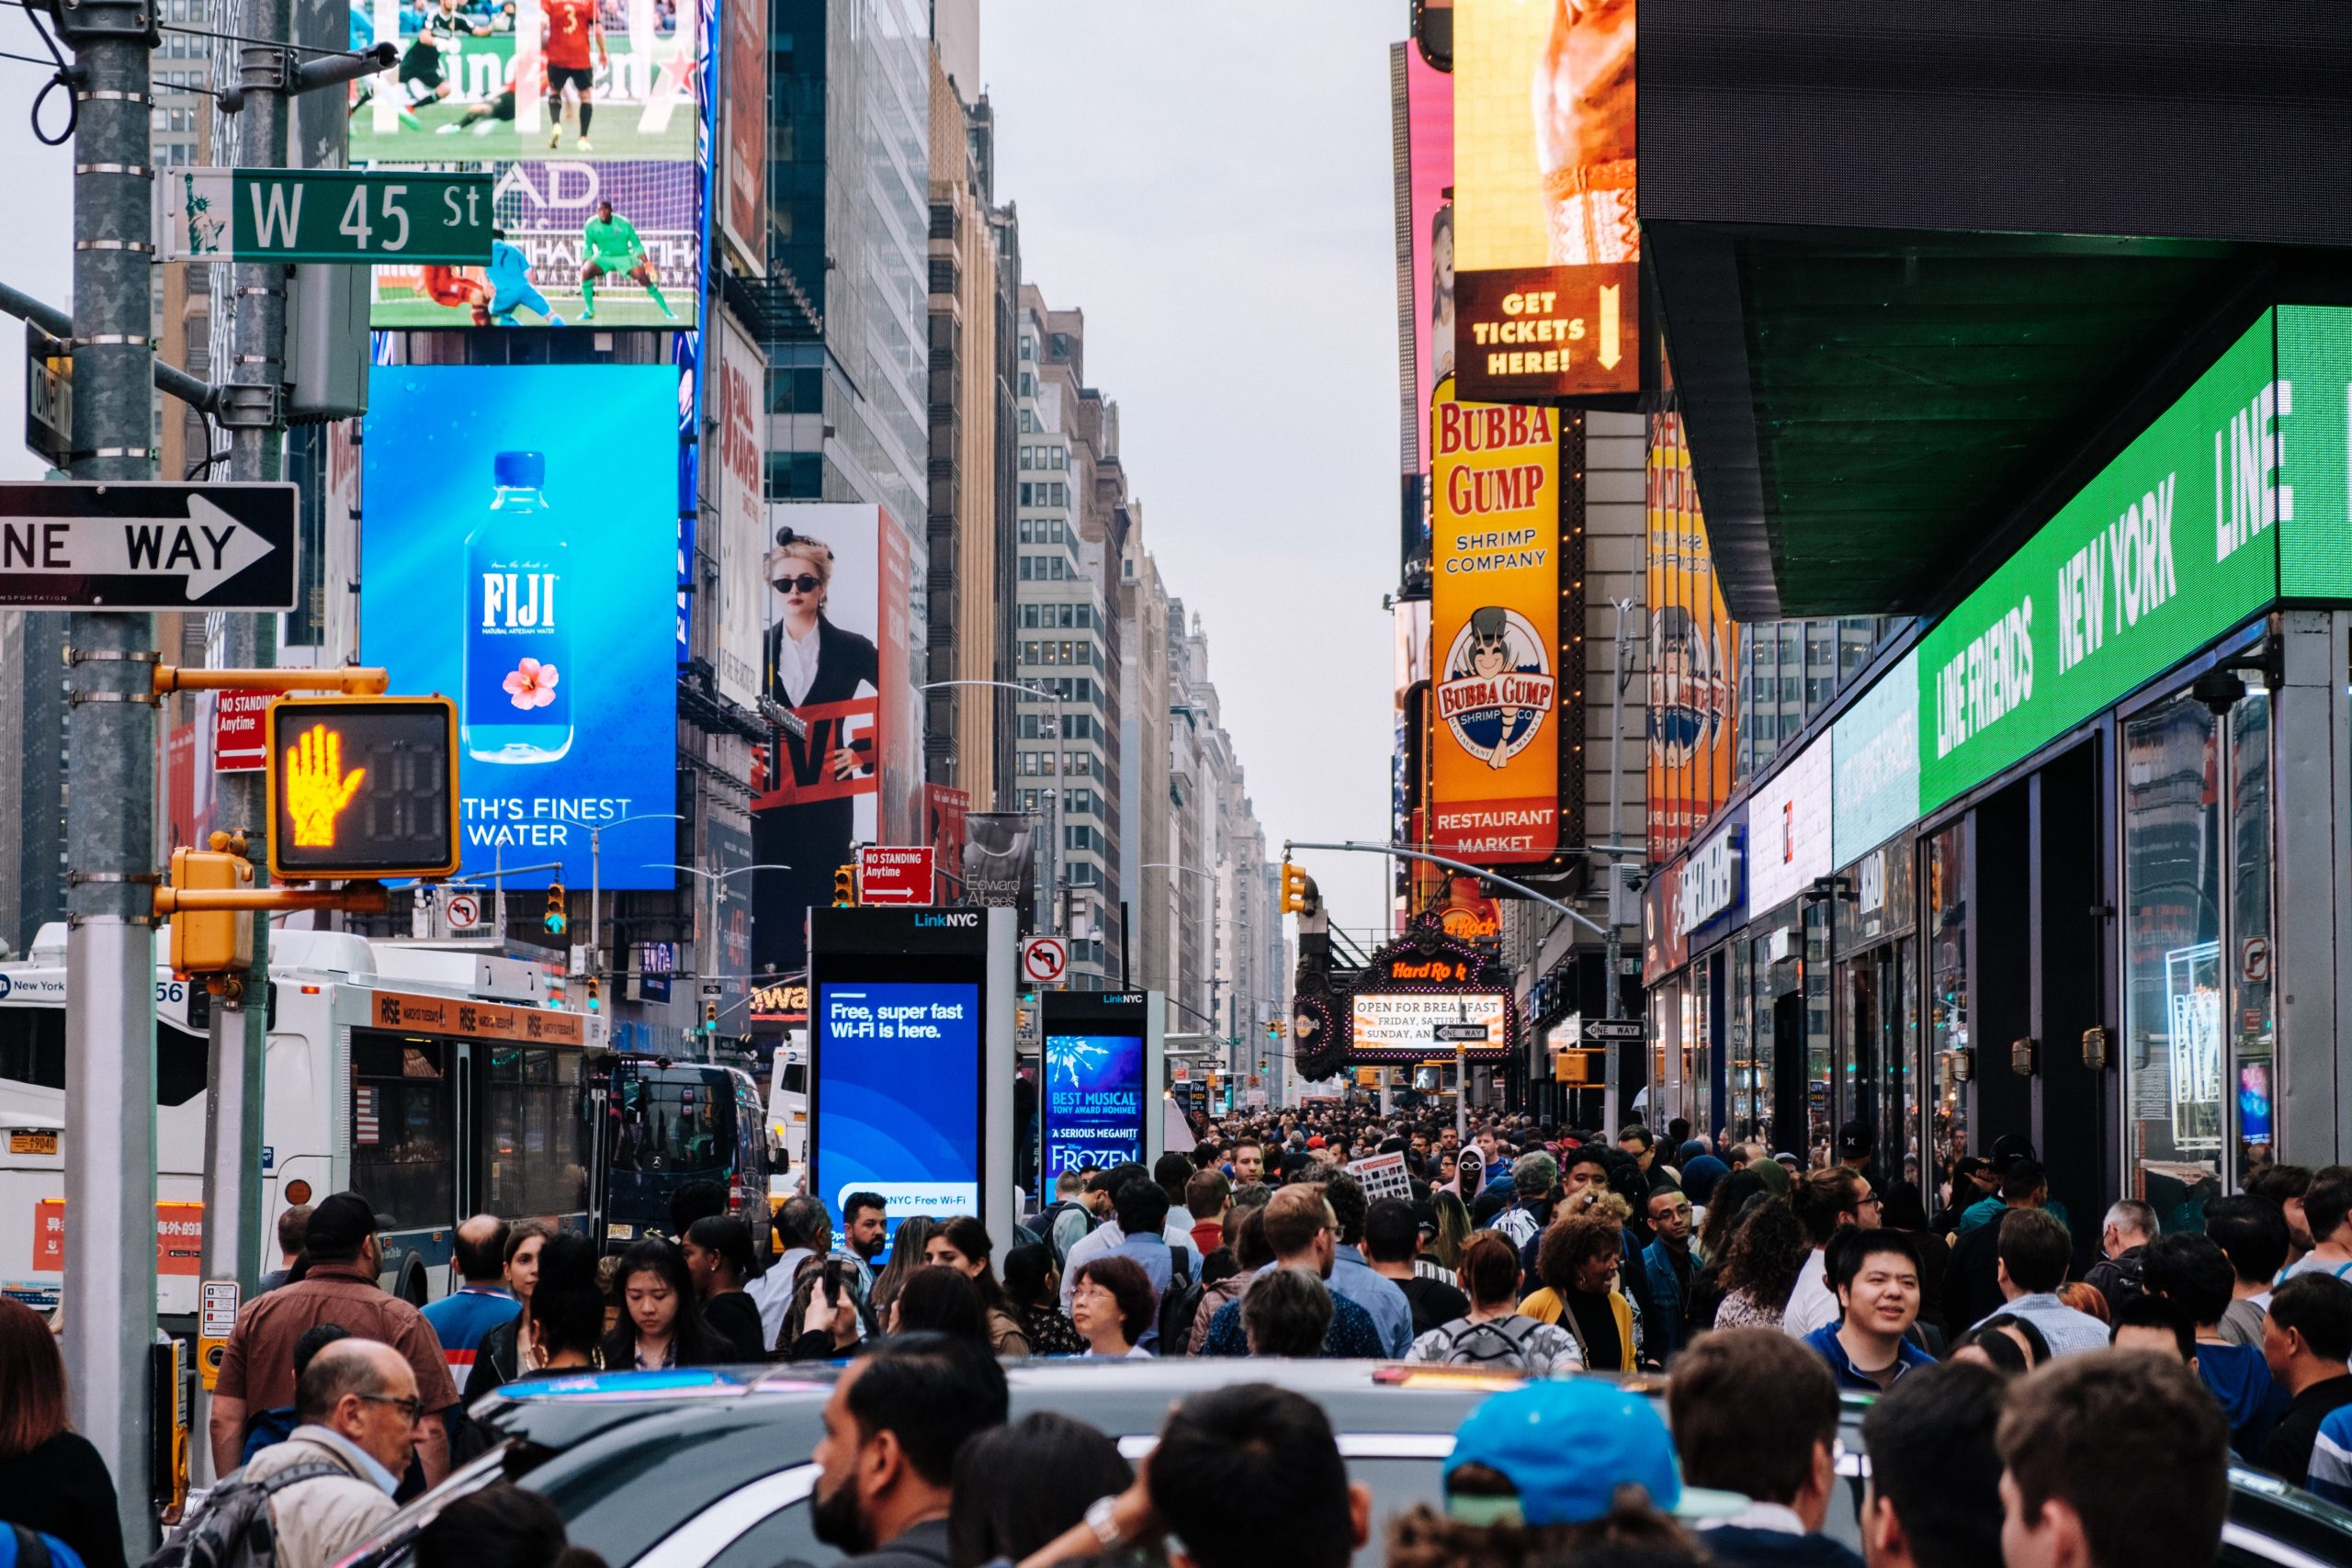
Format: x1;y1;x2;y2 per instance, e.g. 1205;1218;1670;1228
644;863;793;881
1282;840;1609;939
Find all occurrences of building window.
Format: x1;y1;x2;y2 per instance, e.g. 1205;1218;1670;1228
1020;335;1036;360
1019;409;1035;434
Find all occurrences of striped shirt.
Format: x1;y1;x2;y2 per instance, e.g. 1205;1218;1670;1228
419;1286;521;1390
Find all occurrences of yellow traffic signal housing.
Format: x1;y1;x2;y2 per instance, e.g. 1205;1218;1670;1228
169;848;254;975
1280;861;1312;915
544;883;568;935
266;695;458;881
584;975;601;1011
832;864;856;907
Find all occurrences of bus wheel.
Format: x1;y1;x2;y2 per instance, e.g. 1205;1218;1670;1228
400;1261;428;1306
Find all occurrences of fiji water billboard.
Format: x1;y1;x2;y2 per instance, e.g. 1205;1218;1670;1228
360;364;678;887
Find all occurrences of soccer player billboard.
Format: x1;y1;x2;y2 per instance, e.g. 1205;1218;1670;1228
369;159;695;327
354;0;699;163
1453;0;1639;402
358;364;679;888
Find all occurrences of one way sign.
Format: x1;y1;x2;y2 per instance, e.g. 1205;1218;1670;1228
0;482;297;611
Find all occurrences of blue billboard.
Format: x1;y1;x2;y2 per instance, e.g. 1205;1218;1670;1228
360;364;679;887
814;979;981;1241
1041;1031;1145;1178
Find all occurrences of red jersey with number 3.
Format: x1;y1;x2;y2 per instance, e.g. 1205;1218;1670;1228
543;0;597;70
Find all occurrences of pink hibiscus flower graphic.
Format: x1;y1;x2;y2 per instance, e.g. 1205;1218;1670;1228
503;657;560;710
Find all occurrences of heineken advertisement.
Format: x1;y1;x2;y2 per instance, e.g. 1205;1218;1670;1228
1914;312;2284;808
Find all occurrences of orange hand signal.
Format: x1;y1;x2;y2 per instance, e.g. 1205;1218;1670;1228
285;726;366;847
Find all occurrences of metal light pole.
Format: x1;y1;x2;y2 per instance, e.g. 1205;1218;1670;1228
54;0;161;1532
644;863;787;1056
1143;860;1219;1062
588;811;683;997
918;679;1064;937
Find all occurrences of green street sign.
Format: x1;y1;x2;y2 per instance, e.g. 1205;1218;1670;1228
155;168;494;265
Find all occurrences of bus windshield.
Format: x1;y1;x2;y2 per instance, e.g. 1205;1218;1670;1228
610;1065;733;1175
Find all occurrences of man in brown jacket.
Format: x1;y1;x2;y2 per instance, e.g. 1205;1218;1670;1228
243;1338;421;1568
209;1192;458;1482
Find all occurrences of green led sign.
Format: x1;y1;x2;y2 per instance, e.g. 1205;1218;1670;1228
1915;313;2284;809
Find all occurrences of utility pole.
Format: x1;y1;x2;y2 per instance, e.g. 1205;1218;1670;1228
52;0;164;1540
189;0;298;1487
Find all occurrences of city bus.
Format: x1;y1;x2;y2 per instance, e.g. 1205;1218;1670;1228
0;923;606;1318
598;1055;771;1252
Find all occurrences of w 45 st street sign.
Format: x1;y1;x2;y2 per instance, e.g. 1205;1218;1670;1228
155;168;493;265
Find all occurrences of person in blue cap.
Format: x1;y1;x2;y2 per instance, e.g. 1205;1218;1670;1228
1382;1379;1735;1565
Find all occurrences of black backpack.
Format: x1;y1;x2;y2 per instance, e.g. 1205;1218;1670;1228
1037;1201;1093;1265
140;1463;345;1568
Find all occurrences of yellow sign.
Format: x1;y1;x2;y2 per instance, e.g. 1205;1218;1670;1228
1645;412;1736;860
7;1131;57;1156
1453;0;1640;401
1428;374;1573;868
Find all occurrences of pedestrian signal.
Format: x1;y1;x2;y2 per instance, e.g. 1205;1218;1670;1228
265;695;458;880
168;848;253;975
544;884;568;935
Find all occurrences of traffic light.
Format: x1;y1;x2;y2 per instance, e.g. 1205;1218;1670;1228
832;864;856;907
544;883;568;935
265;695;458;880
168;847;254;975
702;1000;718;1034
1280;861;1312;915
585;975;600;1011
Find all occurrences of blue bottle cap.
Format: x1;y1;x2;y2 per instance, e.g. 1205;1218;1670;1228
494;450;546;489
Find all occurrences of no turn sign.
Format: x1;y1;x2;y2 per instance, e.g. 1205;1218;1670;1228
1021;937;1069;986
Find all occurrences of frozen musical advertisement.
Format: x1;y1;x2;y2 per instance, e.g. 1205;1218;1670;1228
1037;989;1161;1179
1428;374;1579;867
752;502;923;972
359;364;678;887
1645;412;1736;862
715;315;765;710
1453;0;1639;402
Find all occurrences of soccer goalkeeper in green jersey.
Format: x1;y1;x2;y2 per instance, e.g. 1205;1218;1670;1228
578;198;674;321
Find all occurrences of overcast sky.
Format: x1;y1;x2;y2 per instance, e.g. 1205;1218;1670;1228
980;1;1401;942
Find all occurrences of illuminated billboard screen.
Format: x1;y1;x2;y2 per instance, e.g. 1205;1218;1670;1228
1427;375;1581;868
1645;412;1736;862
1040;1027;1144;1178
358;363;679;887
751;502;924;973
1453;0;1638;402
357;0;705;328
1401;43;1453;592
814;979;982;1242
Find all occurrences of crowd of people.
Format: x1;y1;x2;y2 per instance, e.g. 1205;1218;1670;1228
4;1106;2347;1568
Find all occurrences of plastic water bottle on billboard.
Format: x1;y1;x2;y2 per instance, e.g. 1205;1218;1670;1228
464;449;573;763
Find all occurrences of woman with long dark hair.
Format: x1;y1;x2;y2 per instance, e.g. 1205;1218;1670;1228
684;1215;768;1360
946;1412;1132;1568
1001;1243;1084;1356
869;1215;937;1321
0;1297;125;1568
416;1484;609;1568
599;1238;719;1369
1712;1195;1809;1330
924;1216;1031;1357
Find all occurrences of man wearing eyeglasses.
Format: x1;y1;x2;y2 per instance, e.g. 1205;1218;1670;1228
240;1339;424;1568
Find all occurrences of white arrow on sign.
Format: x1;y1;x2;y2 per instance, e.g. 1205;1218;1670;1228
0;497;277;600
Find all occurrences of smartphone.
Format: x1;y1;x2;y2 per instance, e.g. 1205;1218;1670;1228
823;1257;846;1299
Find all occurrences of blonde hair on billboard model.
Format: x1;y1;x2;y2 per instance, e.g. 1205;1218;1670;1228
767;528;833;592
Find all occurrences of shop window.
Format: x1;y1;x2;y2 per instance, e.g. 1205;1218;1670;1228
1928;821;1970;1189
2120;688;2273;1216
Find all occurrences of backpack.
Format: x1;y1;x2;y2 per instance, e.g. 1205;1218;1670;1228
141;1463;345;1568
10;1525;85;1568
1421;1315;1551;1371
1038;1201;1092;1265
1157;1277;1205;1358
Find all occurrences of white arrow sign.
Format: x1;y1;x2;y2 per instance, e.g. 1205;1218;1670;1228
0;497;277;601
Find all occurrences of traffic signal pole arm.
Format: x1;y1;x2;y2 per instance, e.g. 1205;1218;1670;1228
153;665;390;695
155;884;390;913
1281;840;1609;939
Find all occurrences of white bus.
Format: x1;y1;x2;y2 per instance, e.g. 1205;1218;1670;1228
765;1030;808;1177
0;923;607;1318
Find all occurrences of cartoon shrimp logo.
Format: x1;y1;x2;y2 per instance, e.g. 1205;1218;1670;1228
1437;605;1556;770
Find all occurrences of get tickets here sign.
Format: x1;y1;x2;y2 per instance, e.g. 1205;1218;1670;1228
1429;376;1572;865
